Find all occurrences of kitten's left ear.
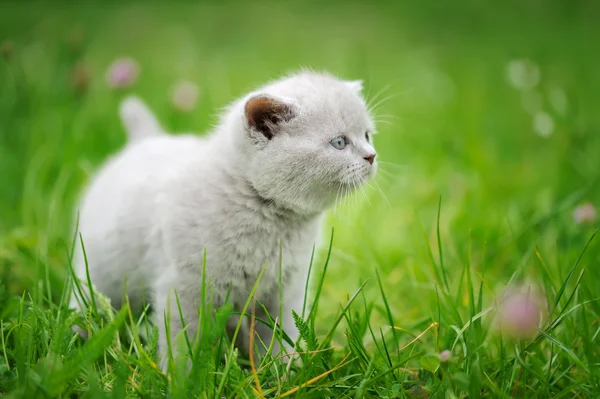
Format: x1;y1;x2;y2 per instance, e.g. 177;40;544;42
244;95;295;140
345;80;364;95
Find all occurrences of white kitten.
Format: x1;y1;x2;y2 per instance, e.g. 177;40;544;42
70;71;377;365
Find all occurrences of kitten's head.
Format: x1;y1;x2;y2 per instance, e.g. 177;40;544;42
236;71;377;215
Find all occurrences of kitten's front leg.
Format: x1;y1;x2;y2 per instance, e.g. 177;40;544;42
250;287;303;358
281;276;308;353
154;272;202;371
252;298;281;356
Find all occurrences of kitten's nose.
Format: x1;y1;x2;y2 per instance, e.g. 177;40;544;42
364;153;376;165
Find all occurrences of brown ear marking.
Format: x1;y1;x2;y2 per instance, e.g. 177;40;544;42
244;96;294;140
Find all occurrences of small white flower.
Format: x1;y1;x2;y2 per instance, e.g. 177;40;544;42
548;86;568;116
573;202;597;225
506;59;540;91
171;80;199;111
533;111;554;137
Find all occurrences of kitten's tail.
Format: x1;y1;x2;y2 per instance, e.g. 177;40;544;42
119;96;164;142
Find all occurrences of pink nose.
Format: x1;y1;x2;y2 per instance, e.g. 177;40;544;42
364;154;376;165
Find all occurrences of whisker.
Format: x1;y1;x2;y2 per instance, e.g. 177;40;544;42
371;113;400;121
350;180;357;211
368;87;416;116
368;92;404;115
347;180;353;212
372;119;396;126
359;178;371;207
339;181;346;216
344;183;350;215
334;183;341;215
371;179;391;209
377;161;408;170
376;168;397;178
373;173;394;186
366;84;393;110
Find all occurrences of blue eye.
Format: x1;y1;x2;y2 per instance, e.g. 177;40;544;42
330;136;346;150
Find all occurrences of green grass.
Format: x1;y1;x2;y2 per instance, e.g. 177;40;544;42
2;1;600;397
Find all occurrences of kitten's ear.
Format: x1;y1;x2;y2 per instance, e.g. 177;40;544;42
244;95;295;140
345;80;363;95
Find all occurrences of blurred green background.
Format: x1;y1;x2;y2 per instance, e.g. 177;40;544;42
1;0;599;343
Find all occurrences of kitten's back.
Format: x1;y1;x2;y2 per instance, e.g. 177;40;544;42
73;133;209;308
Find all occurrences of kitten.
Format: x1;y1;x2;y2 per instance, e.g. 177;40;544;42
70;71;377;366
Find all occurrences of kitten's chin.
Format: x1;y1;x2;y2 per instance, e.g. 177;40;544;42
262;194;329;218
248;181;330;217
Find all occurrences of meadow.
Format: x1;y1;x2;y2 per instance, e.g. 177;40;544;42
1;1;599;397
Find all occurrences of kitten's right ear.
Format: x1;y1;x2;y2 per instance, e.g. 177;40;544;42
244;95;295;140
345;80;363;95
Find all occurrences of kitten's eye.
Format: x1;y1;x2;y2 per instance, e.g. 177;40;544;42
330;137;346;150
365;131;370;142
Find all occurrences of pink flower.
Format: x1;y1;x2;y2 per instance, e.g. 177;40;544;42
106;57;139;88
171;80;199;111
573;202;597;225
439;350;451;363
497;286;545;339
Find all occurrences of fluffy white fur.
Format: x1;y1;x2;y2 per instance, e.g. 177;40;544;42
70;71;377;365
